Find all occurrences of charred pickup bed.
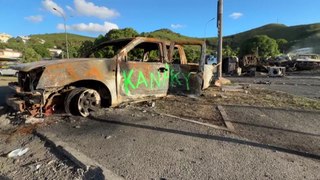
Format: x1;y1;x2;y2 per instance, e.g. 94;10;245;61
6;37;216;117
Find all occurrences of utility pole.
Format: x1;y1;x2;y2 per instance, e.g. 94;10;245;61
53;8;69;59
217;0;223;78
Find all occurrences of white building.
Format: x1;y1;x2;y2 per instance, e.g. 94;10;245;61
0;48;22;59
18;36;30;43
48;48;63;57
0;33;12;43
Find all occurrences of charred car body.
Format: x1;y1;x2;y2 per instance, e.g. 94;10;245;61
7;37;216;117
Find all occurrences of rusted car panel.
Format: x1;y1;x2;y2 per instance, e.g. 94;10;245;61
7;37;215;117
119;61;169;98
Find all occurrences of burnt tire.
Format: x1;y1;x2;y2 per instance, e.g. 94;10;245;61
65;88;101;117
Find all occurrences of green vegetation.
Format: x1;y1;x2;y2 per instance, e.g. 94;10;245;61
22;48;41;63
239;35;280;58
1;22;319;63
216;23;320;54
31;33;94;48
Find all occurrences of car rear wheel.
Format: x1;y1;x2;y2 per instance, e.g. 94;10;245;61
65;88;101;117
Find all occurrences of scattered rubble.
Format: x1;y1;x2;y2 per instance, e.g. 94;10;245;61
25;117;44;125
7;147;29;158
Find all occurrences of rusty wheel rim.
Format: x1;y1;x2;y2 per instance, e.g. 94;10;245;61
77;89;101;117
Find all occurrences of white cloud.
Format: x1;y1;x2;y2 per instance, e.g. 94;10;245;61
74;0;119;19
25;15;43;23
66;5;75;12
229;12;243;20
42;0;65;17
57;21;119;33
171;24;185;29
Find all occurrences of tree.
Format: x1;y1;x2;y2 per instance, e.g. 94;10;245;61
31;44;50;58
184;45;201;63
276;39;289;53
78;40;94;57
240;35;280;58
6;38;25;51
223;45;239;57
68;46;79;58
105;28;139;40
0;42;6;49
22;48;41;63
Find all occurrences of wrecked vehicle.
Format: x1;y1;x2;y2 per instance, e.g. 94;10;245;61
294;54;320;70
6;37;216;117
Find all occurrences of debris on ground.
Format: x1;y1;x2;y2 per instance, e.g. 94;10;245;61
214;77;232;87
222;85;246;92
7;147;29;158
25;117;45;125
0;133;84;179
254;80;272;85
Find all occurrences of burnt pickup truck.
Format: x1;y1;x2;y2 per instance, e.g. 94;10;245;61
7;37;216;117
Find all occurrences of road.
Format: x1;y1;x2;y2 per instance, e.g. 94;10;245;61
38;107;320;180
228;75;320;99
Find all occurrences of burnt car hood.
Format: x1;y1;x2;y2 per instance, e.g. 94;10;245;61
11;58;113;72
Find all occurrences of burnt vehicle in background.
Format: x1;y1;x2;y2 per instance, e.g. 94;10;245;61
6;37;216;117
294;54;320;70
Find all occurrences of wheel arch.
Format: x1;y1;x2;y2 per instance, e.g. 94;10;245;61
67;80;113;107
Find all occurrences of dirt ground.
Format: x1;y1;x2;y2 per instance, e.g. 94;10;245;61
0;77;84;179
0;124;84;180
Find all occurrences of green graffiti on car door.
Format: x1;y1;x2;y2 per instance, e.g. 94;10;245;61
122;64;192;95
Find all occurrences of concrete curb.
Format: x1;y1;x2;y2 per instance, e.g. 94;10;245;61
217;105;235;131
34;130;123;180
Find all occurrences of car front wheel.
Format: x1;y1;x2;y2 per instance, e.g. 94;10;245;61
65;88;101;117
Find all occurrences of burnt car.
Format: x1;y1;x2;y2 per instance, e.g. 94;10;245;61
6;37;216;117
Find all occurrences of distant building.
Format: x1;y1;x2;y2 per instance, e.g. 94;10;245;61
39;39;46;44
0;33;12;43
18;36;30;43
18;36;46;44
0;48;22;59
48;48;63;58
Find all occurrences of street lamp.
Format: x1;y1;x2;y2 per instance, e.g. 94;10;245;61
53;7;69;59
204;17;216;42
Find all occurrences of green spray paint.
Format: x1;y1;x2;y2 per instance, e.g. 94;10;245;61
150;72;162;89
136;71;148;88
123;69;135;95
122;64;193;96
181;72;192;91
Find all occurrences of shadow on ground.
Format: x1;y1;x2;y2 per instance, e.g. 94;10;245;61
223;105;320;157
89;116;320;161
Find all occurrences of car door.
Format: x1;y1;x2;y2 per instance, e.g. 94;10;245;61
118;40;169;100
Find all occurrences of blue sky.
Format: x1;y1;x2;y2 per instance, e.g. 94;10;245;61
0;0;319;38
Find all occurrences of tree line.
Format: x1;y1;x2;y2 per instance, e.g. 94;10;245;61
0;28;289;63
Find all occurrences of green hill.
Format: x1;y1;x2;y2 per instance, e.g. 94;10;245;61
220;23;320;53
30;33;95;48
28;23;320;54
142;29;198;42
